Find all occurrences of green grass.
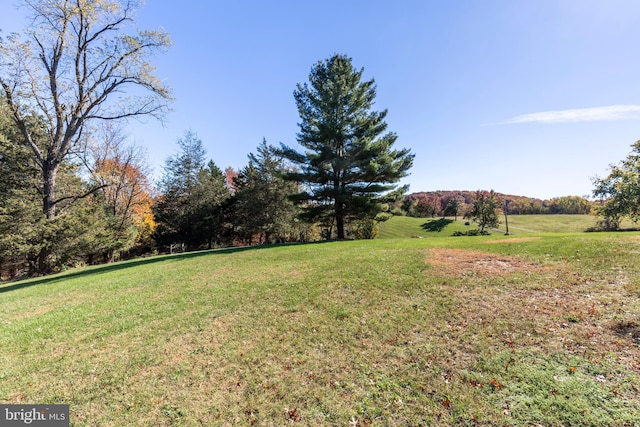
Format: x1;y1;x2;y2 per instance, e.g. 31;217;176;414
378;215;470;239
1;231;640;425
379;214;638;238
498;214;600;234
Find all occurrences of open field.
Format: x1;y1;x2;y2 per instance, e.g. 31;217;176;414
1;230;639;425
378;214;639;238
497;214;600;234
496;214;637;235
377;215;470;239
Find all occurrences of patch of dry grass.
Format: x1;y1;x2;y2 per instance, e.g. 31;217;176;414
426;247;640;364
427;247;548;277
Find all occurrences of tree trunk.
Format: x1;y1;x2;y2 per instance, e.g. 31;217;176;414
37;161;59;273
336;211;345;239
334;177;346;239
42;160;58;220
37;247;52;275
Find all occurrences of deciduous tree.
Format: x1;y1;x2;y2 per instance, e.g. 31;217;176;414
0;0;171;271
547;196;592;215
465;190;500;232
89;124;154;260
442;194;464;220
592;140;640;230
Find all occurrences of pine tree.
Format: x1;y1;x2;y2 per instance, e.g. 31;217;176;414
232;139;301;244
281;54;414;239
154;131;206;250
0;103;42;277
153;131;230;251
191;161;231;249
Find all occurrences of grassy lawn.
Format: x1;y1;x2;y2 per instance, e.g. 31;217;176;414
378;215;470;239
497;214;600;234
1;231;639;425
379;214;639;238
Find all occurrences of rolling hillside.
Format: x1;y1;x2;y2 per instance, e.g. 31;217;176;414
1;231;639;425
377;213;640;238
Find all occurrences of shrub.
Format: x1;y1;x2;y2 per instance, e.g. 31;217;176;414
350;219;379;239
452;229;491;237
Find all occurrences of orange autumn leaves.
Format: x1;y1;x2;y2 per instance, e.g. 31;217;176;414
93;156;156;243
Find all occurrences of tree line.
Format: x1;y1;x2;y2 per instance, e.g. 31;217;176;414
399;191;595;218
150;55;414;251
0;1;413;279
0;107;408;279
152;132;310;253
2;0;638;280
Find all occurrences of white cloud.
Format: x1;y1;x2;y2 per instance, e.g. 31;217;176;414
502;105;640;124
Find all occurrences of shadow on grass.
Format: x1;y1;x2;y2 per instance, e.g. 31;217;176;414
421;217;454;232
0;242;324;294
612;320;640;345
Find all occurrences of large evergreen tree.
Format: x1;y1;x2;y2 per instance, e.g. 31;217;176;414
0;101;112;276
281;54;414;239
0;102;42;277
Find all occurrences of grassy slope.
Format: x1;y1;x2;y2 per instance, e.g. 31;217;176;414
498;214;599;234
1;231;639;425
378;214;637;238
378;216;470;239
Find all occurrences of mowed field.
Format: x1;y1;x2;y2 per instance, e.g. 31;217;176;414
377;214;636;238
1;216;639;426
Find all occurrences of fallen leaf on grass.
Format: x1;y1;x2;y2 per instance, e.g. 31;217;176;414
285;407;299;422
490;378;503;389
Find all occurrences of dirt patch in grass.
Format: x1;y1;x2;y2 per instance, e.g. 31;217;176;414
427;247;640;378
613;320;640;346
622;235;640;244
8;305;54;320
427;248;546;277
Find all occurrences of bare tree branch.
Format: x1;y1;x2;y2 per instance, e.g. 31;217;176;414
53;183;107;206
0;0;172;225
0;79;45;168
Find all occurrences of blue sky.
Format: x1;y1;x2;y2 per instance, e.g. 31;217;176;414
3;0;640;199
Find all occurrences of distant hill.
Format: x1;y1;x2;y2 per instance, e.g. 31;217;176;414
400;190;593;216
